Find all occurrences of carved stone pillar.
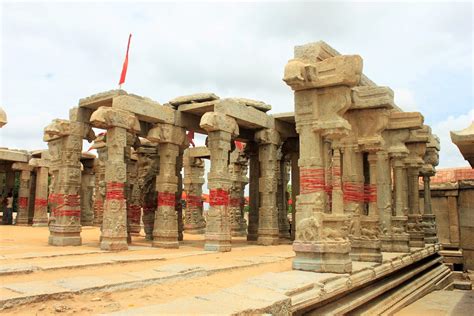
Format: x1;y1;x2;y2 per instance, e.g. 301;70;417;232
246;142;259;242
80;164;95;226
290;151;300;241
90;107;140;251
176;148;185;242
127;141;141;239
284;46;361;273
351;152;382;262
229;148;248;237
11;163;34;226
44;119;83;246
391;155;410;252
407;165;424;248
255;129;281;246
183;149;206;234
278;155;291;239
33;166;49;226
92;136;107;227
376;151;393;251
421;133;439;244
200;112;239;252
148;123;186;248
137;141;159;241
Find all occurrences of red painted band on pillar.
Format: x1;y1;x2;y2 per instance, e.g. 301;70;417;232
106;182;125;200
300;168;326;194
127;205;142;219
52;209;81;217
34;198;48;207
209;189;229;206
343;182;365;202
364;184;377;203
18;197;28;208
186;195;202;208
158;192;176;207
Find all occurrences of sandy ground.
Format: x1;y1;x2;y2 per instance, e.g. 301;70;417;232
0;225;293;315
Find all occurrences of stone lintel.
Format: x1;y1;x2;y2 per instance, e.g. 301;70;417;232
187;146;210;159
386;112;424;130
12;162;35;171
406;125;430;144
283;55;363;91
78;89;128;109
214;99;273;130
112;95;174;124
173;111;208;135
0;149;29;163
273;117;297;139
29;158;50;168
351;86;394;110
169;93;219;107
90;106;140;132
177;100;216;116
255;129;281;145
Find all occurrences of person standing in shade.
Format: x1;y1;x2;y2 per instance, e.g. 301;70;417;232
5;192;13;225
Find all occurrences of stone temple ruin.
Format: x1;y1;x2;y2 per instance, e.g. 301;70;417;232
1;41;472;314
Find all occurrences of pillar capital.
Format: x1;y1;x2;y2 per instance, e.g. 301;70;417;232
200;112;239;136
283;55;363;91
147;123;187;146
254;128;281;145
11;162;34;172
90;106;140;133
44;119;83;141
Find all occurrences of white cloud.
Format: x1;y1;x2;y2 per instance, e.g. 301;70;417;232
393;88;418;112
432;109;474;168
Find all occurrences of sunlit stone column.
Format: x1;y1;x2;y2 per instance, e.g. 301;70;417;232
11;163;34;226
183;149;206;234
200;112;239;252
148;123;187;249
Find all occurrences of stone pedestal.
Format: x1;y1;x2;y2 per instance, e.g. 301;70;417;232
256;129;280;246
200;112;238;252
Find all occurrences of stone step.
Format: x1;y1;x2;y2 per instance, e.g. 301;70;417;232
0;251;293;310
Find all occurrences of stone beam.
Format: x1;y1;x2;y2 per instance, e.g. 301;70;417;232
187;146;210;159
214;98;273;129
112;95;175;124
0;149;29;163
177;101;216;116
386;112;424;130
350;86;394;110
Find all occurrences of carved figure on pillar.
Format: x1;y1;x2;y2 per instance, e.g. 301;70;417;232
183;148;206;234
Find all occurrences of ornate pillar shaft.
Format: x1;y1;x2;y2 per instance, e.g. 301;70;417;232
290;151;299;241
200;112;238;252
33;166;49;226
183;150;206;234
14;167;32;226
229;148;248;237
422;174;438;244
390;157;410;252
137;144;158;241
101;126;128;250
247;145;259;242
44;119;84;246
93;145;107;227
80;166;95;226
256;129;281;245
148;122;186;249
331;148;343;215
153;142;180;248
407;166;424;247
376;151;393;251
176;148;184;241
127;141;141;239
351;152;382;262
278;158;291;239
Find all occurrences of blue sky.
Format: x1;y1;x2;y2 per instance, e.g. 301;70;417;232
0;1;472;168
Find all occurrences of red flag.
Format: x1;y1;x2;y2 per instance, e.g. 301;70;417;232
118;34;132;86
187;130;195;147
